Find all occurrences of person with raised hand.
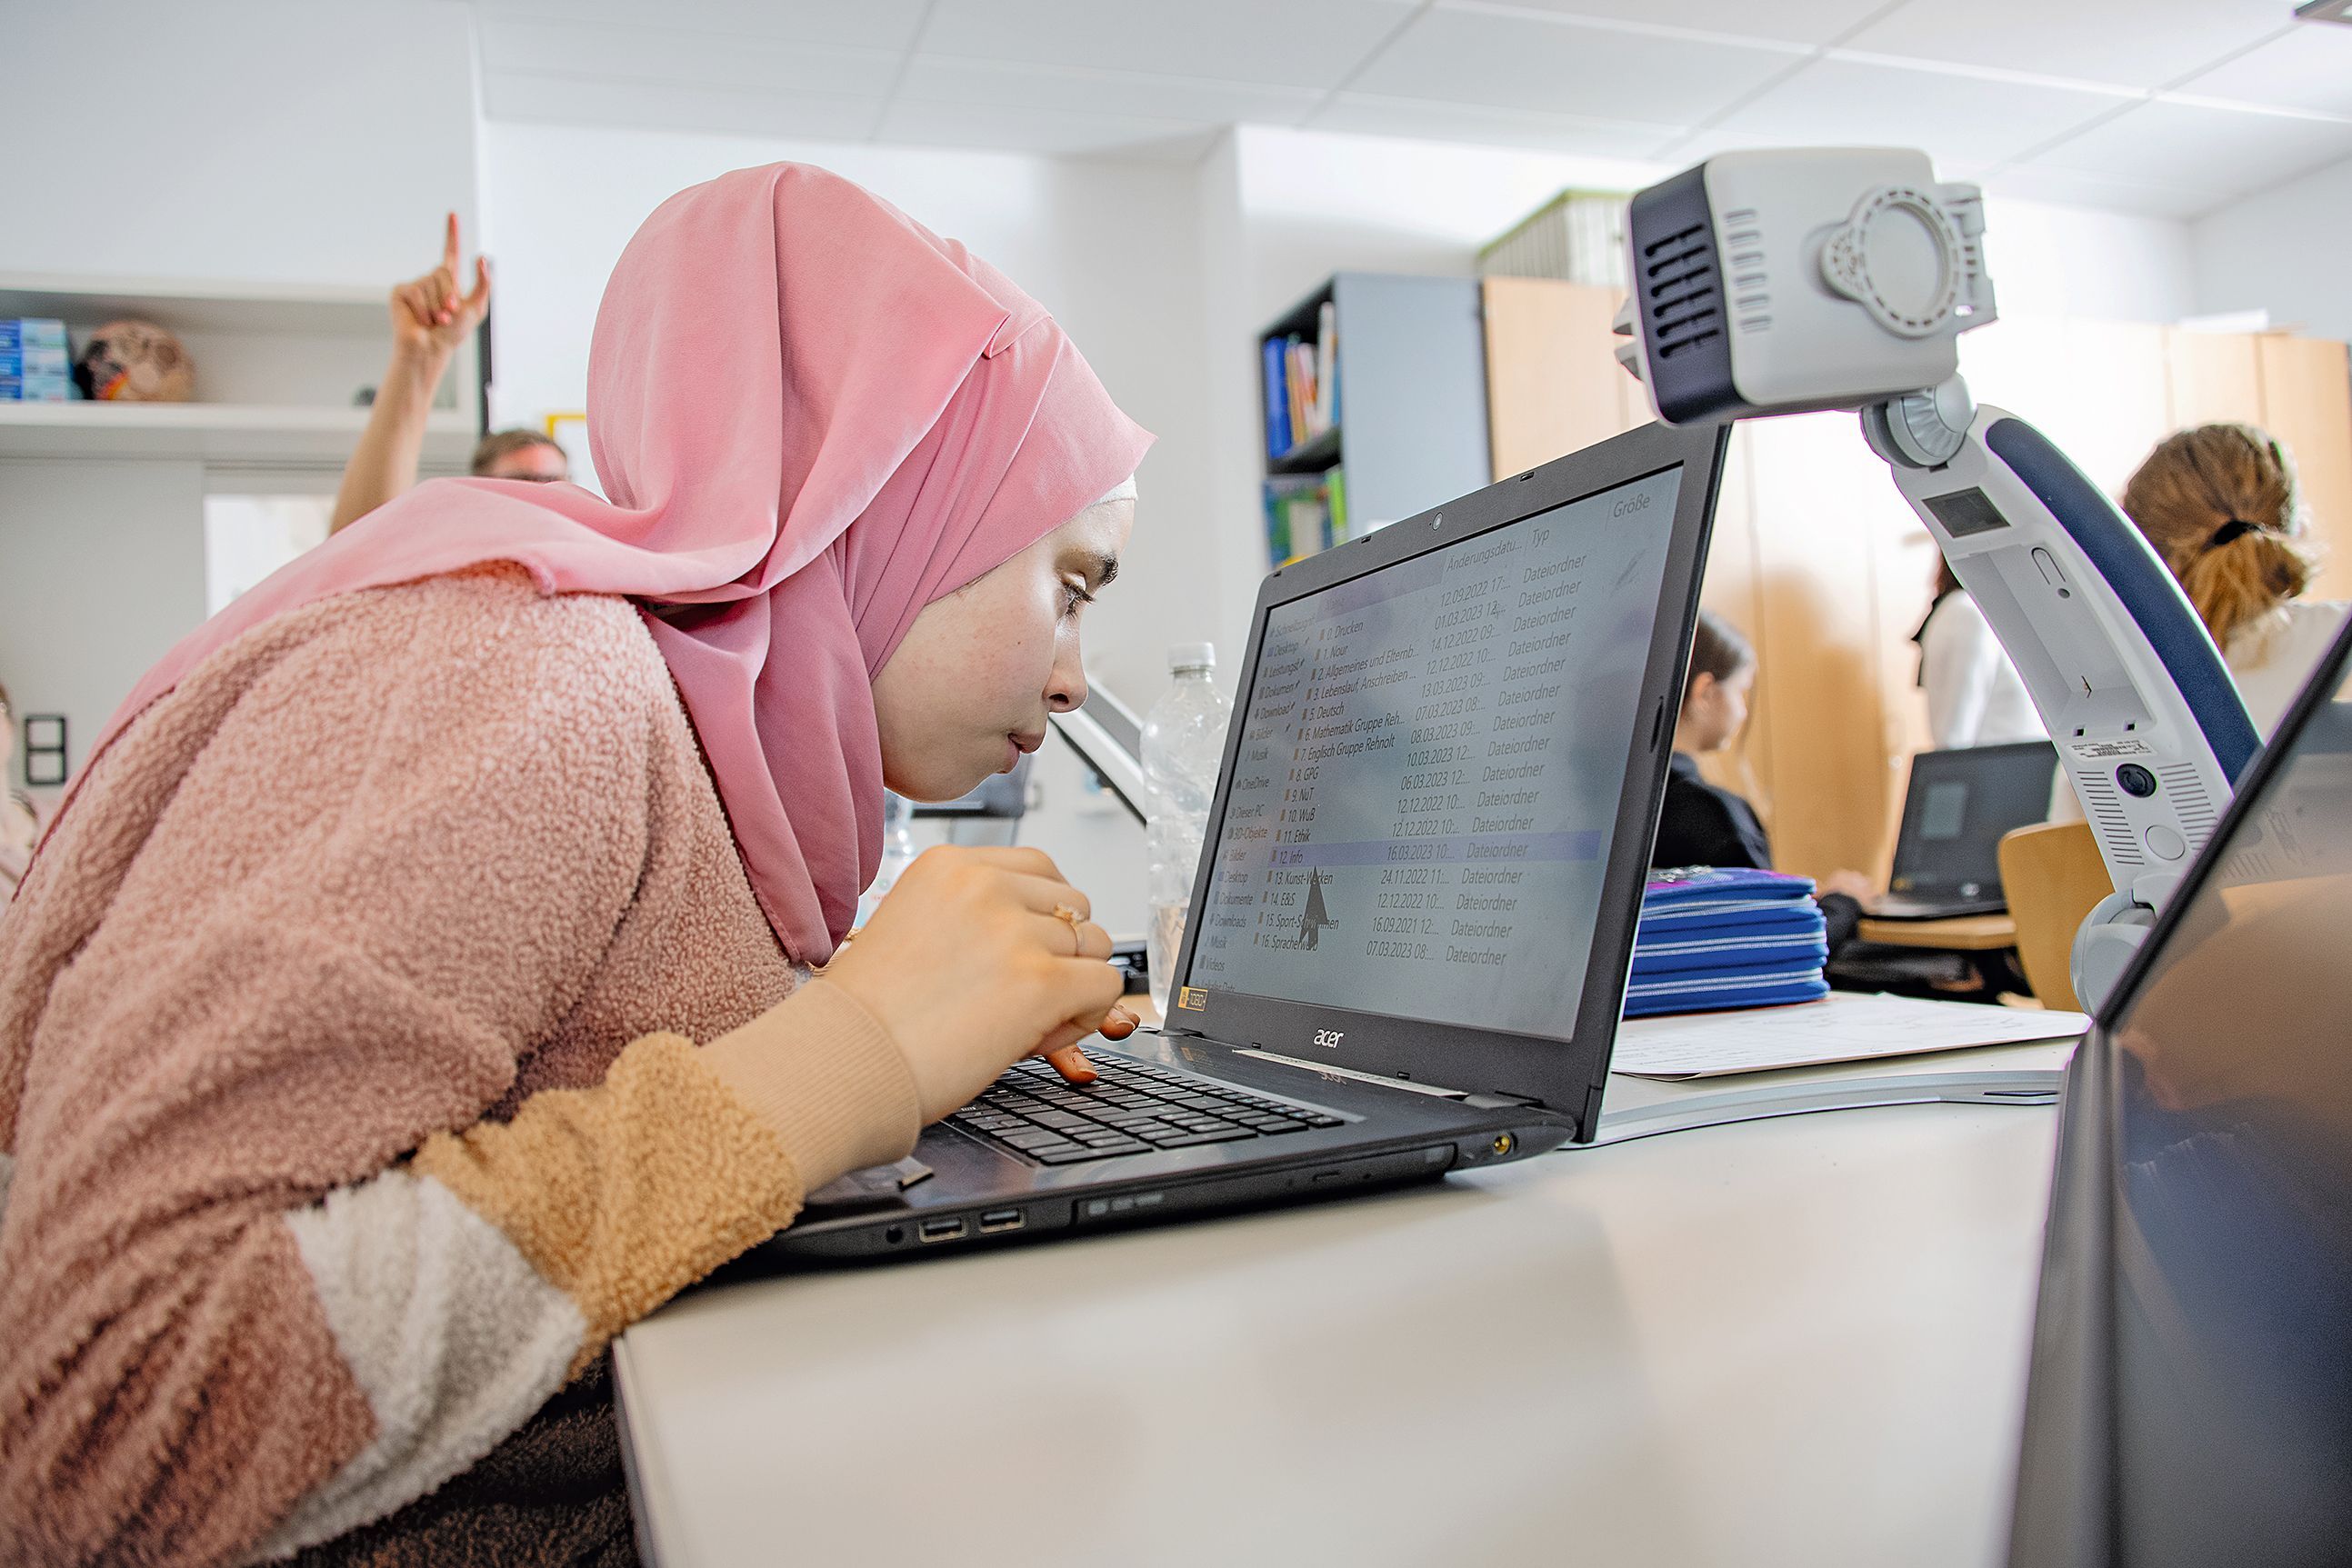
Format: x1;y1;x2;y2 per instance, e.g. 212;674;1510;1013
328;212;570;534
0;164;1148;1566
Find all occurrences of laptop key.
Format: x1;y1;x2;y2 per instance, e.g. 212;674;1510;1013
1156;1129;1256;1147
1036;1144;1129;1164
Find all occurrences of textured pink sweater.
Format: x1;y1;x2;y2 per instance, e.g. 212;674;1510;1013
0;566;925;1565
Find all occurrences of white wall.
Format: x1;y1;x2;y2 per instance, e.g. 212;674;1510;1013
2190;155;2352;344
479;121;1216;715
0;460;207;802
0;0;481;792
2;1;478;286
1972;193;2197;324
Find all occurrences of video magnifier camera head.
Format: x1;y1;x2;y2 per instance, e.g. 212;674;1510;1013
1612;147;1997;439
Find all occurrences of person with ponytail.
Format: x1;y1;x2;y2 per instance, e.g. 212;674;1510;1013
2120;422;2347;736
0;165;1151;1565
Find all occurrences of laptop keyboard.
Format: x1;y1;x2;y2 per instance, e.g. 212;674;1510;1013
946;1054;1346;1166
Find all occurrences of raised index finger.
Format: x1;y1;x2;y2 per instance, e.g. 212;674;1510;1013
441;211;460;275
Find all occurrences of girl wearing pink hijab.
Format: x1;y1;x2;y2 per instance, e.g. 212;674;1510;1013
0;165;1151;1565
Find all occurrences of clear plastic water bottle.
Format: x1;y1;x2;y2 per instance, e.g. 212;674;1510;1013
1143;642;1231;1015
856;791;917;927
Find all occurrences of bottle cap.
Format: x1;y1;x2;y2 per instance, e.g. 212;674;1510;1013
1167;641;1216;674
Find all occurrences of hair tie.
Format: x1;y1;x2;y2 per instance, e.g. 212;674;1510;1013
2206;518;2260;551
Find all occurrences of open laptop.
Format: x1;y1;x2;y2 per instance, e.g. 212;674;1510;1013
2009;613;2352;1568
1866;740;2057;920
768;419;1730;1261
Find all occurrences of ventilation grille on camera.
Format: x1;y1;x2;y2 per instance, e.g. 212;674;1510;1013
1641;219;1721;360
2074;771;2144;866
2157;764;2220;850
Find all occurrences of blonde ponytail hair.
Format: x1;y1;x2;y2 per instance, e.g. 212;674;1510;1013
2119;423;2319;652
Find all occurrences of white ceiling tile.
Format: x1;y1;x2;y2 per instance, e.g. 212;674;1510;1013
1977;164;2223;220
1348;7;1796;126
2027;99;2352;202
876;96;1219;160
1710;56;2125;169
1307;91;1683;159
1439;0;1891;49
478;16;901;97
917;0;1418;91
2170;22;2352;117
896;55;1325;125
1841;0;2291;92
473;0;930;52
483;70;884;143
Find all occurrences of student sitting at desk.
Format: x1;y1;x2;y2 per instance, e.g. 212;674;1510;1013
0;165;1148;1567
1654;608;1872;948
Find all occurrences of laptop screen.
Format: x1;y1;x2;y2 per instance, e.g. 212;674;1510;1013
2095;634;2352;1562
1888;742;2057;894
2010;618;2352;1566
1186;465;1683;1038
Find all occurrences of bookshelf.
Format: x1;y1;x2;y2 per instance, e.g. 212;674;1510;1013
1256;273;1489;568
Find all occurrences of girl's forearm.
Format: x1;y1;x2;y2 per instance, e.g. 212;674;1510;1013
329;347;451;534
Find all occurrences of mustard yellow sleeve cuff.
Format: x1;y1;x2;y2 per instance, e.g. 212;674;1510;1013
699;979;925;1192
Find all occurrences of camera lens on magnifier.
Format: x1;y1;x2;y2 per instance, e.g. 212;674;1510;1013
2116;764;2159;798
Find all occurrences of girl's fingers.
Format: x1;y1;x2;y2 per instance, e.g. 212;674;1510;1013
1041;1044;1096;1084
953;845;1068;882
442;211;460;275
464;255;491;314
1028;913;1113;960
1000;870;1090;922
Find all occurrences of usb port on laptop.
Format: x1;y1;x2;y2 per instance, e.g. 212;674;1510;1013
917;1216;967;1243
977;1209;1025;1234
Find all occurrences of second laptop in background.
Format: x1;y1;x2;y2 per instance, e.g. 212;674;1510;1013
1867;741;2059;921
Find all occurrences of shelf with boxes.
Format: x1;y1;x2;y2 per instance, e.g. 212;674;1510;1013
1256;273;1488;570
0;274;479;464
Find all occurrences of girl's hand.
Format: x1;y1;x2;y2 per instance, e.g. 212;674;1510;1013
1817;869;1876;902
388;213;490;367
822;845;1130;1122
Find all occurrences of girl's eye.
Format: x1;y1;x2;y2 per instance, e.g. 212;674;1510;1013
1061;580;1096;617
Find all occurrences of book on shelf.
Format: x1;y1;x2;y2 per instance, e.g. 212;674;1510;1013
1260;336;1289;459
1261;300;1338;462
1263;464;1349;567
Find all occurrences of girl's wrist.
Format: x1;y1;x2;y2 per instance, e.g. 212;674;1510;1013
382;343;453;398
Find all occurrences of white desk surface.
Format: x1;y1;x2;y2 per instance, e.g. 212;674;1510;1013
615;1040;2074;1568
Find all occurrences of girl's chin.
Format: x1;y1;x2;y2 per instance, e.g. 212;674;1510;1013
886;746;1005;804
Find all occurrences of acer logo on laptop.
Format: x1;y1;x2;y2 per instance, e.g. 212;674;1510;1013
1312;1028;1346;1049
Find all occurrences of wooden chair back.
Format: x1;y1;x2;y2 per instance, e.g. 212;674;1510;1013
1997;821;2109;1012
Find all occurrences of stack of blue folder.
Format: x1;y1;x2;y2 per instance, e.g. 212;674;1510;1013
1622;867;1830;1017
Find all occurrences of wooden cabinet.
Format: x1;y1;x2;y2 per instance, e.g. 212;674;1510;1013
1481;277;1639;480
1482;275;2352;882
2255;335;2352;602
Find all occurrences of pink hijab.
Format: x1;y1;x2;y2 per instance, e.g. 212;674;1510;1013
74;163;1154;962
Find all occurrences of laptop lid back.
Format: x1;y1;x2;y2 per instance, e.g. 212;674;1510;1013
2008;614;2352;1567
1164;421;1729;1141
1887;740;2058;898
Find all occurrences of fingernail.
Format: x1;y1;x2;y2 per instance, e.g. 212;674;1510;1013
1047;1046;1097;1084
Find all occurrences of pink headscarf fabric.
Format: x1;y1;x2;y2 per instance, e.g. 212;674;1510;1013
70;163;1154;962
